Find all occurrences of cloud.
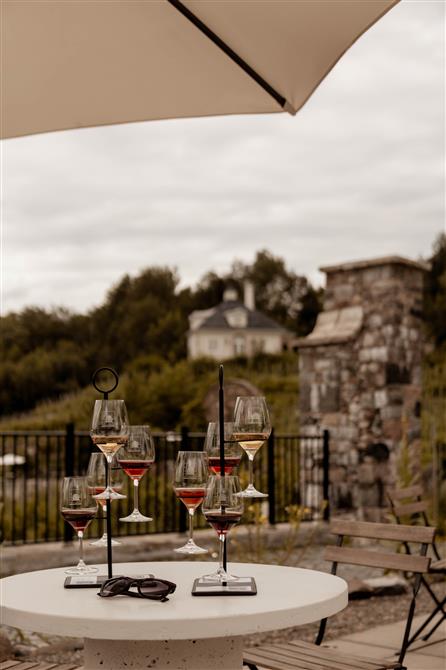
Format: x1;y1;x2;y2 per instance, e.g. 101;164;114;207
2;0;444;313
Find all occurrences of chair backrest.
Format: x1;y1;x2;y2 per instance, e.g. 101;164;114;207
388;485;441;560
316;519;434;665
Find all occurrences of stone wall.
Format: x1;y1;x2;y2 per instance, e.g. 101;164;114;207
298;256;429;519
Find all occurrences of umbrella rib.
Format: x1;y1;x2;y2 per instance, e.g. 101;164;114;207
167;0;296;115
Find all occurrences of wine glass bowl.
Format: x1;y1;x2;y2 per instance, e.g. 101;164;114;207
118;425;155;523
61;476;98;574
233;396;271;498
204;421;242;475
90;399;129;500
173;451;209;555
201;475;244;582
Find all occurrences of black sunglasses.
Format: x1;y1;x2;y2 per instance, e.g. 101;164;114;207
98;576;176;602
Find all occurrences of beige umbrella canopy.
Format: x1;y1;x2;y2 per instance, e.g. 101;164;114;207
2;0;399;139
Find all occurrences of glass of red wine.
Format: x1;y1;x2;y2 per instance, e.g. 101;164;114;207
87;453;124;546
61;476;98;574
204;422;242;475
201;475;244;582
173;451;208;555
90;399;129;501
118;425;155;523
233;396;271;498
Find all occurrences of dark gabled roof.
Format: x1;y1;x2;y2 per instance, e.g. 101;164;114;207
196;300;286;331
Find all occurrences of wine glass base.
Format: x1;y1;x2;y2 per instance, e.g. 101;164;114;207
119;511;153;523
90;534;122;546
201;570;240;583
94;488;126;501
64;565;99;575
174;540;208;555
239;485;268;498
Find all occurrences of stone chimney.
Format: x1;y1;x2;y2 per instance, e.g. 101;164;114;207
297;255;429;520
243;280;255;311
223;288;238;302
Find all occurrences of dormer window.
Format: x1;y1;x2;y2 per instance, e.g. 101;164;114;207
225;308;248;328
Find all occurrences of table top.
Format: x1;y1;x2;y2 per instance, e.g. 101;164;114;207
1;561;348;640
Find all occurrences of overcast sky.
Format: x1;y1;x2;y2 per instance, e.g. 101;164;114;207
2;0;445;315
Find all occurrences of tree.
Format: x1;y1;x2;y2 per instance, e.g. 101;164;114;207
424;233;446;346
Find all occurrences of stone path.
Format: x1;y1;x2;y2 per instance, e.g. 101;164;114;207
327;613;445;670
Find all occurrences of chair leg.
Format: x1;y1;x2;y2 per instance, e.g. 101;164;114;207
421;577;446;614
422;602;446;641
407;596;446;647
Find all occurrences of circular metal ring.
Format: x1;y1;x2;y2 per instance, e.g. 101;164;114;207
91;367;119;395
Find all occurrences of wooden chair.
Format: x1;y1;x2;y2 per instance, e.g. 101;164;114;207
0;662;82;670
388;484;446;645
243;520;434;670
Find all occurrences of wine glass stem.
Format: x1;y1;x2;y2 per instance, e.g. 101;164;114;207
248;454;254;487
218;533;225;572
188;510;194;541
133;479;139;512
106;456;112;490
78;530;84;563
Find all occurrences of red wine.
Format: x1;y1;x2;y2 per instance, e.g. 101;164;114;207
174;487;206;510
118;459;154;480
204;510;242;534
61;508;96;531
208;456;241;475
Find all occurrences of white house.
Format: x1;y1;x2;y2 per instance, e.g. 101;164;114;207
187;281;292;360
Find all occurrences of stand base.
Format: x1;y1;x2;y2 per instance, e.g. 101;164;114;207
84;636;243;669
192;576;257;596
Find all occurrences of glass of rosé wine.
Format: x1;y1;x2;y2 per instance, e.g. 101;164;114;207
118;426;155;523
173;451;208;555
204;421;242;475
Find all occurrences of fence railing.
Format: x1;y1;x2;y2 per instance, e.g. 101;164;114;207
0;426;330;545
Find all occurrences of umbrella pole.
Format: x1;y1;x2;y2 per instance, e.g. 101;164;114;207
218;365;227;574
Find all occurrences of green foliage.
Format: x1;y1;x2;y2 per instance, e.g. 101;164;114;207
424;233;446;346
0;353;298;433
0;252;310;420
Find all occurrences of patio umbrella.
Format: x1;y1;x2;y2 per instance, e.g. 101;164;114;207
2;0;399;139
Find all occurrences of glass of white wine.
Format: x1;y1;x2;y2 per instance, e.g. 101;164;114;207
90;399;129;501
233;396;271;498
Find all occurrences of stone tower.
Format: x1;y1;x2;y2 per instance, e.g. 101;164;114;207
297;256;429;519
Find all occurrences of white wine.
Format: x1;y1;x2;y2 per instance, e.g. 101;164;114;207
92;435;127;458
233;432;268;458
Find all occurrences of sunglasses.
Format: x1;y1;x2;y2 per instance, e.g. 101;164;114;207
98;576;176;602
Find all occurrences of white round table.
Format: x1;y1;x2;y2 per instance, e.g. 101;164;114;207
1;561;347;669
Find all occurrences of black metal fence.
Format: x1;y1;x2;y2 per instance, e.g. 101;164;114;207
0;426;330;545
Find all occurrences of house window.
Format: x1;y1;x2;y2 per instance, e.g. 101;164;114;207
209;339;217;351
234;336;246;355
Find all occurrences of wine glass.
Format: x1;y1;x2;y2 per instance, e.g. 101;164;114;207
201;475;244;582
90;399;129;500
233;396;271;498
173;451;208;555
86;453;124;546
204;422;242;475
61;476;98;574
118;425;155;523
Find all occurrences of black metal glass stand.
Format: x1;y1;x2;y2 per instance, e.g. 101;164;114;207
192;365;257;597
